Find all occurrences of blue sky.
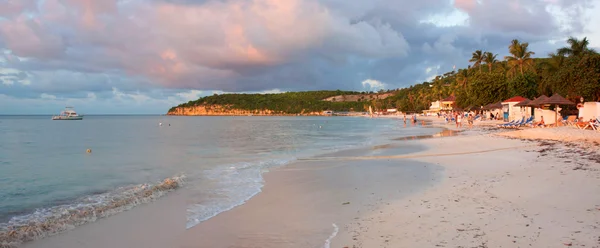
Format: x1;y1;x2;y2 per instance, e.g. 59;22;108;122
1;0;599;114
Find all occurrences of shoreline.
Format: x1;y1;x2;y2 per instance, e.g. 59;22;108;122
16;117;600;248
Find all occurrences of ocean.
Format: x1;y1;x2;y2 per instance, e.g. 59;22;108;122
0;115;442;238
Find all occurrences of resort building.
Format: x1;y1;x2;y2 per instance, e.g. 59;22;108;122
440;96;456;111
423;101;441;115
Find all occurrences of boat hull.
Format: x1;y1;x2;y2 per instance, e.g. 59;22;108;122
52;116;83;120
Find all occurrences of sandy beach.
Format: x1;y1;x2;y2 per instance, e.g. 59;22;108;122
18;117;600;248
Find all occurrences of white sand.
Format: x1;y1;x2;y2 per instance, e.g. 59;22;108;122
333;133;600;248
498;126;600;145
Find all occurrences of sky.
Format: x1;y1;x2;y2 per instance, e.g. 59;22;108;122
1;0;599;114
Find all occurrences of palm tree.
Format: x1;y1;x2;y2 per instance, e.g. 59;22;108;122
557;37;597;57
508;39;520;55
483;52;498;72
470;50;485;72
504;40;536;76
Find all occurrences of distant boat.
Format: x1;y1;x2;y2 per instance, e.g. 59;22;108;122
52;107;83;120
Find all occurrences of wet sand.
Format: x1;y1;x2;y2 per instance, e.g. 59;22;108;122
22;190;187;248
179;153;442;247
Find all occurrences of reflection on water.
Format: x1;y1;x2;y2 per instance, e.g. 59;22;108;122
393;129;461;141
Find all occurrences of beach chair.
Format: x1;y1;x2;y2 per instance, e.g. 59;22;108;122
562;115;577;127
575;121;589;129
501;118;523;128
589;118;600;131
508;117;527;128
497;119;516;128
514;116;534;128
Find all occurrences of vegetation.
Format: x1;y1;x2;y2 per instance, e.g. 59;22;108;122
378;37;600;112
169;37;600;115
169;90;370;114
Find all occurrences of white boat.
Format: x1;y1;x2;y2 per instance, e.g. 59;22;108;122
52;107;83;120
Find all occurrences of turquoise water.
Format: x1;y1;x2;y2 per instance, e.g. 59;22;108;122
0;115;441;230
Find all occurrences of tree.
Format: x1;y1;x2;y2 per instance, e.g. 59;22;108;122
470;50;485;72
484;52;498;72
504;40;536;77
557;37;598;57
456;69;468;89
541;53;566;72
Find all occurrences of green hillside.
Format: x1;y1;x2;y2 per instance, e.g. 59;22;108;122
169;90;371;114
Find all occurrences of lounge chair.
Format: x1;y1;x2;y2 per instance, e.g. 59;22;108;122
505;117;525;128
497;119;516;128
513;116;534;128
562;115;578;127
576;121;592;129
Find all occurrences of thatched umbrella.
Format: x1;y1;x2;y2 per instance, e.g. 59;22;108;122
488;102;503;110
513;98;532;118
513;98;531;107
536;93;575;125
525;95;549;107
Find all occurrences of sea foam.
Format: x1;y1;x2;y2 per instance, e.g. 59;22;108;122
0;176;185;248
185;158;294;229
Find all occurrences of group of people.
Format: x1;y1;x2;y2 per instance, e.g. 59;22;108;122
439;111;475;129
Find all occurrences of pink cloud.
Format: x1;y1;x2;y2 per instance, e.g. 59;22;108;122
0;0;410;88
454;0;476;12
0;15;65;59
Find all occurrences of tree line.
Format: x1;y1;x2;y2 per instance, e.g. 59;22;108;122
384;37;599;112
168;90;370;114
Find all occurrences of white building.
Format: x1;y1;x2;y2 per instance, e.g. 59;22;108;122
502;96;529;122
579;102;600;121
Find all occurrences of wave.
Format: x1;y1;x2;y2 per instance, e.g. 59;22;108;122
0;176;185;248
185;158;294;229
322;223;339;248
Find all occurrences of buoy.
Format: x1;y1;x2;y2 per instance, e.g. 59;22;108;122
159;122;163;126
86;149;92;153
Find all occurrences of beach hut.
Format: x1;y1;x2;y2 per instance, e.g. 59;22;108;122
578;101;600;121
536;94;575;125
502;96;528;122
513;98;533;119
524;95;550;123
483;102;503;120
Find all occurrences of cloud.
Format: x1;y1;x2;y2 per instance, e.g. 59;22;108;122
361;79;386;91
0;0;598;113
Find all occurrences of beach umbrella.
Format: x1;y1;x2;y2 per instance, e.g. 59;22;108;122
513;98;531;107
513;98;532;118
536;93;575;125
525;95;549;107
488;102;503;110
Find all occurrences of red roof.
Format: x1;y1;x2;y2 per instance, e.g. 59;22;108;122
502;96;528;103
441;95;456;102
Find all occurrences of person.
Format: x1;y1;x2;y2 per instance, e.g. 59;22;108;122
533;116;545;128
468;113;474;129
457;112;463;128
403;114;407;124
